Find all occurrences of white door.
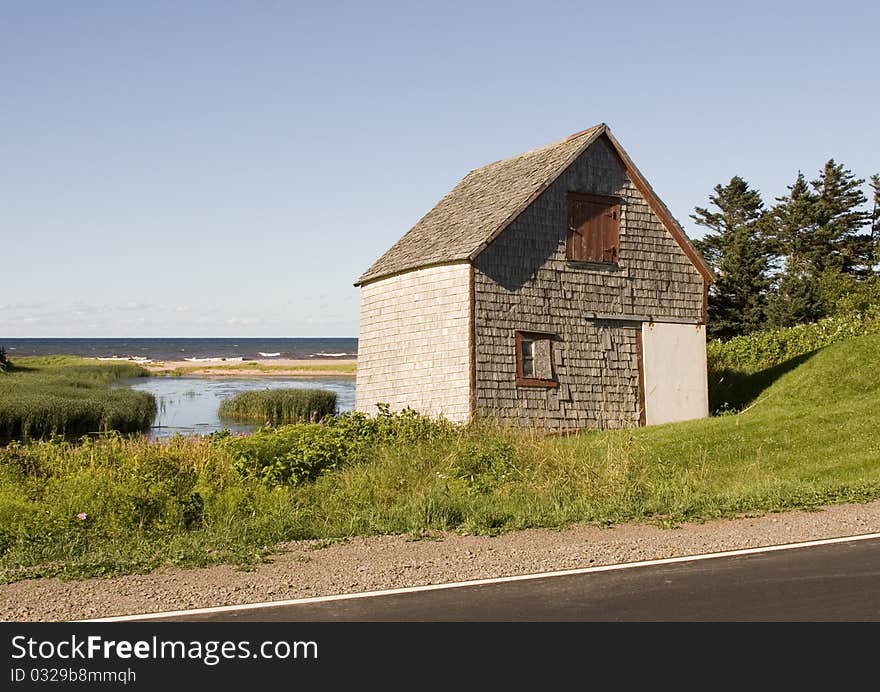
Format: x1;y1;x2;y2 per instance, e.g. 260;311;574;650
640;322;709;426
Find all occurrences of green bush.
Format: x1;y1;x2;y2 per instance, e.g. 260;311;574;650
818;271;880;316
707;305;880;375
218;388;337;425
218;406;455;487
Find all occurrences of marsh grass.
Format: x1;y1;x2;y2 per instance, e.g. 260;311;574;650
219;389;337;425
1;335;879;582
0;357;156;441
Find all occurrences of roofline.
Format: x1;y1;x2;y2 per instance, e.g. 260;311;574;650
466;124;608;261
466;125;714;284
355;123;714;287
353;259;471;288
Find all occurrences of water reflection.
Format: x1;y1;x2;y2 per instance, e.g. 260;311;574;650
119;377;356;439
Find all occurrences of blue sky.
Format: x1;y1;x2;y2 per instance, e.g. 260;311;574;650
2;0;877;337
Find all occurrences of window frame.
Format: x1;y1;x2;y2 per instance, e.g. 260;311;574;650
515;330;558;388
566;192;622;265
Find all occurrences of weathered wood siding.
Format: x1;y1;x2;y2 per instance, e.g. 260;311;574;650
356;263;471;422
473;135;704;428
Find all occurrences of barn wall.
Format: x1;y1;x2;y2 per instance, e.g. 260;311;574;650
473;135;706;429
355;263;471;422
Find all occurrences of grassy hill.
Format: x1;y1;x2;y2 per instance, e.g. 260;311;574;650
301;333;880;535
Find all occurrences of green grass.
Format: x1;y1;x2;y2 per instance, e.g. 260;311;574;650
0;334;879;582
0;356;156;441
707;306;880;412
219;389;337;425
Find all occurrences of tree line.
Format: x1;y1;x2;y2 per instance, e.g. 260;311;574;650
691;161;880;340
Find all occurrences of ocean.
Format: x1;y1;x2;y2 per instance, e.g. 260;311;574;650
0;337;358;361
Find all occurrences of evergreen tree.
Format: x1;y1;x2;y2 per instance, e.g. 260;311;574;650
764;172;823;328
765;264;824;328
765;163;873;327
870;173;880;273
766;172;817;268
691;176;771;339
808;159;870;277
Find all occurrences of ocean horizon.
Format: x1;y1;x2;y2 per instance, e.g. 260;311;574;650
0;337;358;362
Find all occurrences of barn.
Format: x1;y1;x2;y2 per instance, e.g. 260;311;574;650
354;123;713;429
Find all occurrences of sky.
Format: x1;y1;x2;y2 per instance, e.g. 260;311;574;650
2;0;878;338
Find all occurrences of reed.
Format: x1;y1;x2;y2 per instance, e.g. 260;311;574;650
218;388;337;424
0;356;156;441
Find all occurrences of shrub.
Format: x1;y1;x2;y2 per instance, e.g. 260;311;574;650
0;348;9;374
707;305;880;374
218;406;455;487
218;389;336;425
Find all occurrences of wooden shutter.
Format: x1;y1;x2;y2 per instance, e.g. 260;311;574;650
533;338;553;380
567;193;620;264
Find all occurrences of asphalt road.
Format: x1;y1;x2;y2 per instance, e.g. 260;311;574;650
153;537;880;622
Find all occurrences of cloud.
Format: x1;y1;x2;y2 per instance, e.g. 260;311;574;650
117;302;156;311
9;301;49;310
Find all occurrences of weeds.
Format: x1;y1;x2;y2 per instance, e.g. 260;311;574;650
1;335;879;582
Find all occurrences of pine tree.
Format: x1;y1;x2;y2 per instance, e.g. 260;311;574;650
765;265;824;328
767;172;817;268
870;174;880;273
764;172;823;328
765;163;874;327
691;176;771;339
808;159;870;277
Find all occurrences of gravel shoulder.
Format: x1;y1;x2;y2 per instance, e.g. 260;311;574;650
4;500;880;622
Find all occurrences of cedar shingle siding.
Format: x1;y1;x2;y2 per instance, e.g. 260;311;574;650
472;136;703;428
355;124;711;430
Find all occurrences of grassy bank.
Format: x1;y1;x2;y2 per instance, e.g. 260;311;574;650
707;306;880;411
0;356;156;441
1;334;878;582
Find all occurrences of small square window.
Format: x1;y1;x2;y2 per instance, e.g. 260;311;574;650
567;192;621;264
516;331;557;388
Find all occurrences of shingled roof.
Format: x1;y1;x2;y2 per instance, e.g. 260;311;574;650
355;123;712;286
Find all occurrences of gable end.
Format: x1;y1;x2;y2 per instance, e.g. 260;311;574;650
469;130;713;284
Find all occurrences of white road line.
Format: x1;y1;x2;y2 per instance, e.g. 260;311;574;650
81;532;880;622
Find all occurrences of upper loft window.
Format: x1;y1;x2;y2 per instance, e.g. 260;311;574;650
516;331;557;388
566;192;621;264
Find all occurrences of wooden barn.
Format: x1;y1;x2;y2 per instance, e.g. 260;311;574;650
354;123;713;429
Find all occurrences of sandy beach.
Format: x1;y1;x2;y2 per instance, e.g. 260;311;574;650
143;357;357;377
